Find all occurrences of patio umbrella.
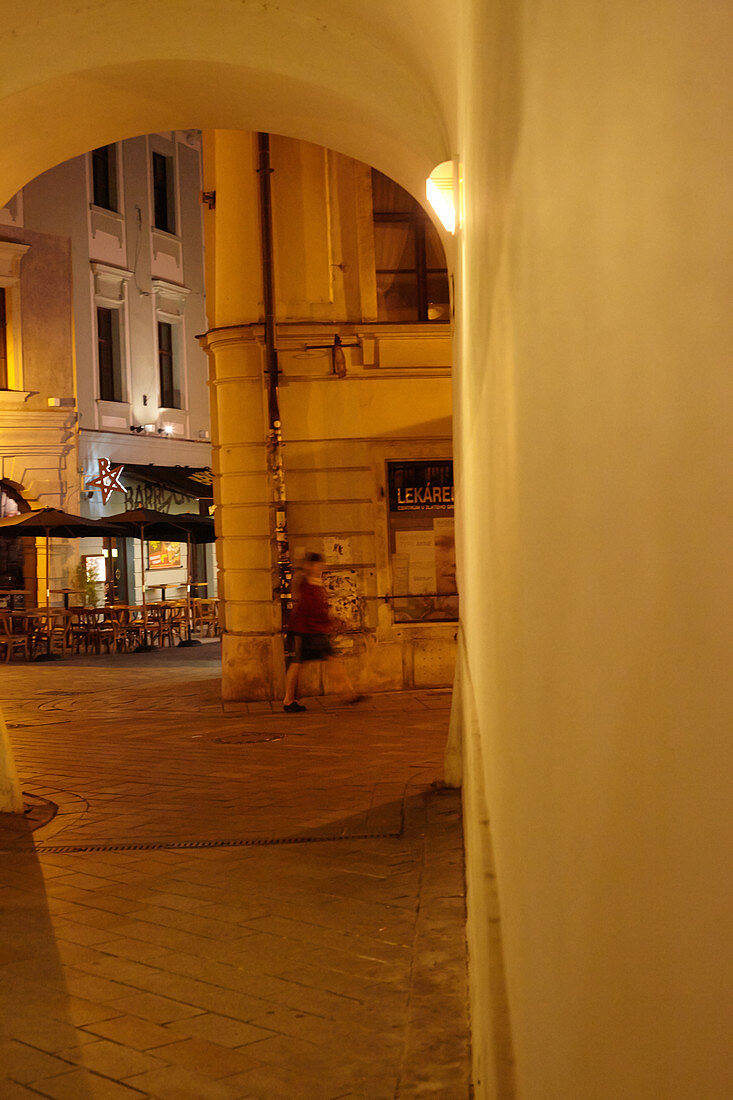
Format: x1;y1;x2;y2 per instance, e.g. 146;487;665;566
0;508;125;658
0;507;125;605
105;509;216;647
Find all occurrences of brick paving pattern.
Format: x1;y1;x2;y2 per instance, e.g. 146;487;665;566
0;645;470;1098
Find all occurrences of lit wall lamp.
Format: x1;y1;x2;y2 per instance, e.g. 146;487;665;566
426;161;457;234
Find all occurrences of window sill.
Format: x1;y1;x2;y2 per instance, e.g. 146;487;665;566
0;389;33;404
96;399;131;432
152;226;180;244
90;203;123;221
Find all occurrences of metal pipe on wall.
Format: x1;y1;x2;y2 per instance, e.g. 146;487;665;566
256;133;292;620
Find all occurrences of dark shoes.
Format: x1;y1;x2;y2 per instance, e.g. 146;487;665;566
283;701;306;713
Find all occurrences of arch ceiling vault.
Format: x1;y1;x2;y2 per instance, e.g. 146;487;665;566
0;0;456;204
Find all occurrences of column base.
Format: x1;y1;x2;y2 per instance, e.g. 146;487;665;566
221;631;285;701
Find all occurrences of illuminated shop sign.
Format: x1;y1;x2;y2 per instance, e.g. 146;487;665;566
387;459;457;623
85;458;127;505
388;460;454;512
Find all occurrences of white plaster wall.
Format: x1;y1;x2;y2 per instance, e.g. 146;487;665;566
21;133;209;442
457;2;733;1096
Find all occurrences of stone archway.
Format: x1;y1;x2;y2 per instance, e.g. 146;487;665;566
0;2;454;210
3;6;732;1099
0;1;459;702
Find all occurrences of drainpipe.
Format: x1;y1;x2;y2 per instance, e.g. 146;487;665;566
256;133;292;620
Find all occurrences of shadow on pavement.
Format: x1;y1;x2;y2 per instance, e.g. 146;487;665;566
0;812;95;1097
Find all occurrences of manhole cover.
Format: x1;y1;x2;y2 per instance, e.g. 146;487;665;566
212;732;284;745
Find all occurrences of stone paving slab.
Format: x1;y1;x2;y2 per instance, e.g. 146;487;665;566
0;646;470;1098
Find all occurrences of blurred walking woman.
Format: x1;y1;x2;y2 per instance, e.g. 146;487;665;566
283;552;361;712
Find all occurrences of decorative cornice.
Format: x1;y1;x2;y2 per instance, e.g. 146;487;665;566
0;239;30;286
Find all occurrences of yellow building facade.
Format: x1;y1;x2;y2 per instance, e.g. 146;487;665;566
0;219;79;606
200;131;456;701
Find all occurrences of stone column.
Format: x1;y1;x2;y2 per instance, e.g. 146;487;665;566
200;130;284;700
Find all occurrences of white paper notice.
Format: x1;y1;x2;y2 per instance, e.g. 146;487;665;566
395;530;436;594
433;517;457;594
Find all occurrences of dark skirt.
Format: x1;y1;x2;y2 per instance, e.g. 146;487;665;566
294;633;334;663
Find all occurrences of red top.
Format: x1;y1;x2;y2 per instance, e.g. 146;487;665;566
289;579;334;635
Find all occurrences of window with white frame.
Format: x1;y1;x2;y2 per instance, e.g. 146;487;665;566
96;306;124;402
152;151;176;234
157;320;181;408
152;279;189;412
91;145;118;212
91;263;131;409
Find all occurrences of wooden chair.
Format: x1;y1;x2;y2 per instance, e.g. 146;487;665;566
108;605;146;651
194;597;220;637
19;610;47;659
146;603;185;647
45;608;71;654
167;601;188;646
67;608;90;654
67;608;114;654
0;611;29;662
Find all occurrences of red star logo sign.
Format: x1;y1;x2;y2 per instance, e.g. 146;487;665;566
86;458;127;505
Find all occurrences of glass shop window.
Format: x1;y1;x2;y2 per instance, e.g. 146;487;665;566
372;169;450;323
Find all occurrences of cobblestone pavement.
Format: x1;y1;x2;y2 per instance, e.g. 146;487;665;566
0;645;470;1099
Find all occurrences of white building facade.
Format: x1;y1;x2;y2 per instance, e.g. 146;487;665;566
2;131;215;605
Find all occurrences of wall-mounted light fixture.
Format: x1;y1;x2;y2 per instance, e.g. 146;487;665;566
426;161;456;234
304;333;360;377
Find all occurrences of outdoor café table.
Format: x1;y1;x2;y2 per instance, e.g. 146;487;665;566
146;584;173;601
49;588;84;610
0;589;27;610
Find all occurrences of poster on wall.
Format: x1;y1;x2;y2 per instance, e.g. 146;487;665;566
147;541;182;570
83;555;106;584
387;460;458;622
